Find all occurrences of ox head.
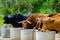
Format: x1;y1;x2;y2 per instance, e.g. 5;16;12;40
42;13;56;23
3;15;13;24
18;20;31;29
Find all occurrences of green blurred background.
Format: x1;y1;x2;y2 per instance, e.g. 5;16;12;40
0;0;60;25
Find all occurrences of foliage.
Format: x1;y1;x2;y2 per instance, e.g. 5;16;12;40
0;0;60;25
0;0;60;15
0;15;4;26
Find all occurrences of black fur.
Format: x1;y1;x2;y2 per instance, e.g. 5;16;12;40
3;14;30;27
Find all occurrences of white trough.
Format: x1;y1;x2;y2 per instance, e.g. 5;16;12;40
1;27;10;38
55;33;60;40
10;28;22;40
21;29;33;40
35;31;56;40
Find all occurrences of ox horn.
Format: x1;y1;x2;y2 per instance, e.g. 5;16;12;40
18;21;23;23
26;21;31;24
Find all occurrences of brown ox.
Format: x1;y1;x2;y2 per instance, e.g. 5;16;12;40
19;13;49;30
42;13;60;33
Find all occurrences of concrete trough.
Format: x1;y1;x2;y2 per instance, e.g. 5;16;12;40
10;28;22;40
0;27;1;36
1;27;10;38
35;31;56;40
55;33;60;40
0;37;14;40
21;29;33;40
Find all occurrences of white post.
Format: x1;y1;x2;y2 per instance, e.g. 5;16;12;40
21;29;33;40
10;28;22;40
55;33;60;40
35;31;56;40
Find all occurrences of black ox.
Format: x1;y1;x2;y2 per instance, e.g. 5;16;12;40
3;14;30;27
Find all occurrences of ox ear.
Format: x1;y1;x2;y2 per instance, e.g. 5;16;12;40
48;13;57;17
26;21;31;24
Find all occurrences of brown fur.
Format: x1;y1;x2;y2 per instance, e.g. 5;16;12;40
22;14;48;30
42;13;60;33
